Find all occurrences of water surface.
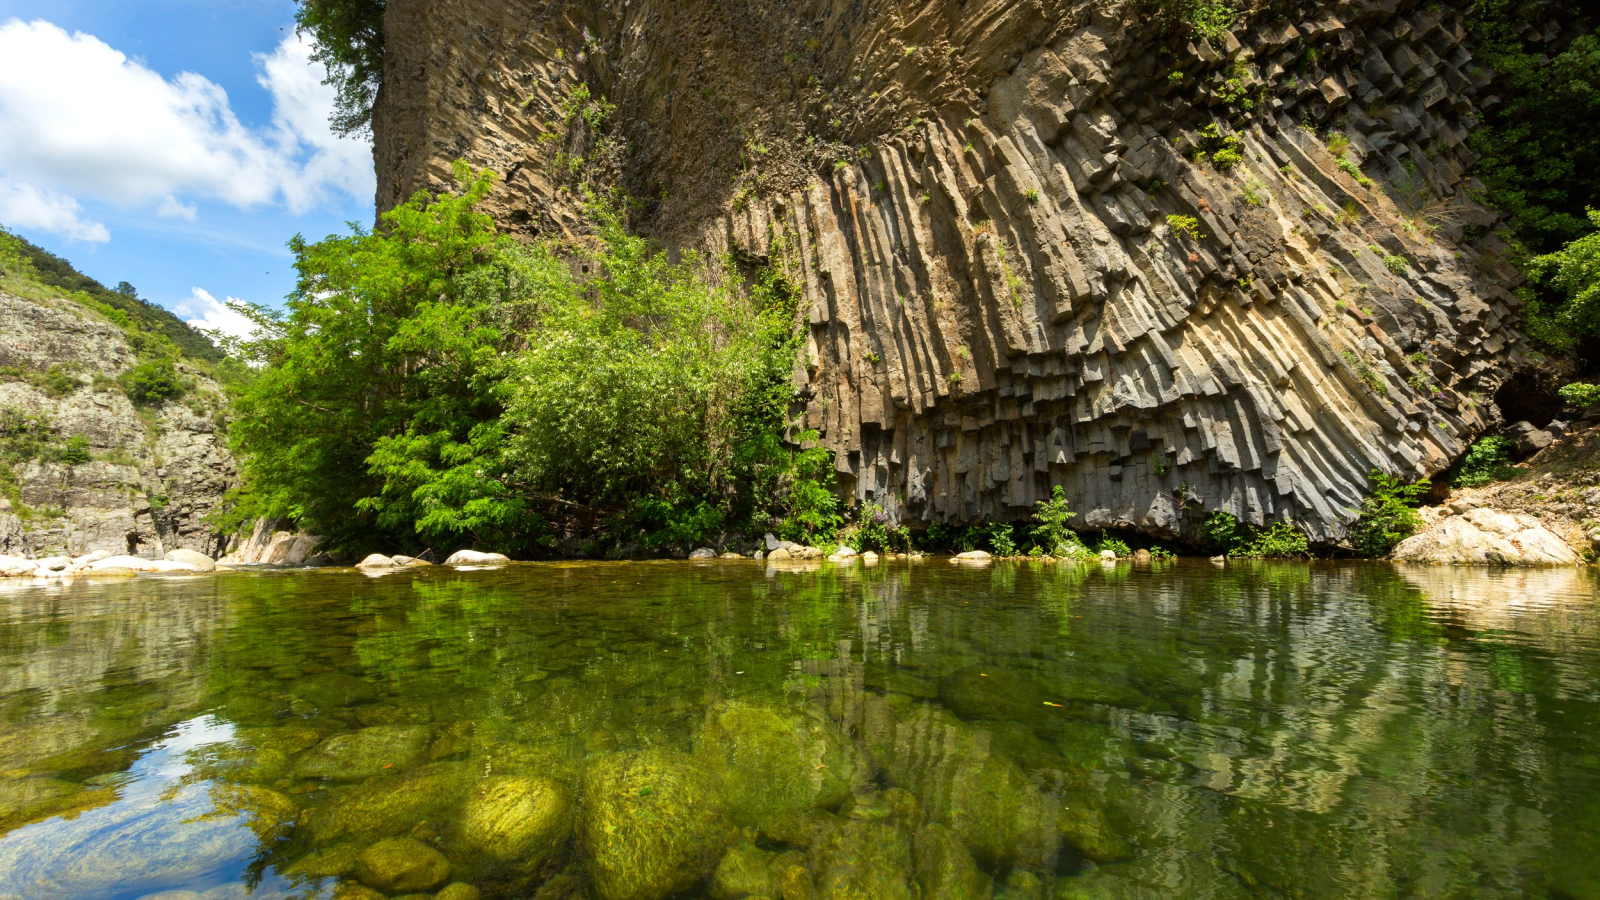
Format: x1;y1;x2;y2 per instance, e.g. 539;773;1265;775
0;560;1597;900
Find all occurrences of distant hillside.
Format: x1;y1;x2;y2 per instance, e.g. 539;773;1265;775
8;232;223;364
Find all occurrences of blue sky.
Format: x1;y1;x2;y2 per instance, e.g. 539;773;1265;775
0;0;375;337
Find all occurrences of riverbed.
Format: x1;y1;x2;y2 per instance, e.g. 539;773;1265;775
0;559;1596;900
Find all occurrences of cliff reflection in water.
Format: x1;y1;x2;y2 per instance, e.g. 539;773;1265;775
0;562;1595;900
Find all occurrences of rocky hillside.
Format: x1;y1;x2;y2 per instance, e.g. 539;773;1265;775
370;0;1533;544
0;288;236;560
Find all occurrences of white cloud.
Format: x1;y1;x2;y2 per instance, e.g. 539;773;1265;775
180;287;259;343
0;178;109;242
0;19;373;241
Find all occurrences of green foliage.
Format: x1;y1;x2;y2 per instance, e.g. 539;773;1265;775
60;435;91;466
1149;0;1237;41
560;84;616;130
1527;209;1600;344
1348;471;1427;558
1450;436;1518;488
1383;254;1409;275
0;364;79;399
1204;511;1310;558
121;357;188;406
1560;381;1600;409
989;523;1017;557
1341;349;1388;395
1194;123;1243;171
1030;486;1084;556
1093;531;1131;558
1167;214;1204;241
227;163;822;556
294;0;386;135
1466;5;1600;254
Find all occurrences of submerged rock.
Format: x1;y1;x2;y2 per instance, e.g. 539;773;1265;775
814;819;916;900
860;695;1059;869
914;822;993;900
578;749;730;900
1392;508;1580;565
708;843;780;900
1057;792;1131;863
305;764;470;843
435;884;484;900
456;775;574;873
295;725;430;781
698;701;866;844
355;836;452;893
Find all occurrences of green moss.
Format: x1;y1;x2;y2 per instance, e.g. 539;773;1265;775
578;749;730;900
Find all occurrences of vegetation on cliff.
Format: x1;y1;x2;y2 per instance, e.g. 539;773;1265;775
295;0;385;136
222;165;830;556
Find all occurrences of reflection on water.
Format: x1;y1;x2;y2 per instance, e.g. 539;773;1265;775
0;561;1595;900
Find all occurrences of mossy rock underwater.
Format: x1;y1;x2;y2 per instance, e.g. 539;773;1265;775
454;774;574;881
578;749;731;900
697;700;868;844
860;694;1059;869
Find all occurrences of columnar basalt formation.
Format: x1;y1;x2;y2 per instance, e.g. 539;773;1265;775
374;0;1529;542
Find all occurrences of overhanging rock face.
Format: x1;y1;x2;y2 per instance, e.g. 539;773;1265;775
374;0;1528;542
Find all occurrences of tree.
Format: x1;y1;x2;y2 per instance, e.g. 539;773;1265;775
114;281;138;300
1529;209;1600;343
295;0;387;135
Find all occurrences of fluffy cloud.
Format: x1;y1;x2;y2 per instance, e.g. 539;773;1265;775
0;179;109;242
180;288;260;344
0;19;373;241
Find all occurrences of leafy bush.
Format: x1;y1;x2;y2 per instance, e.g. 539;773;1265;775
60;435;91;466
1166;214;1204;241
0;365;79;398
1093;531;1131;558
1529;209;1600;344
1030;486;1084;556
1204;511;1310;558
1149;0;1237;40
121;357;187;406
1560;382;1600;409
1450;436;1518;488
989;523;1017;556
1348;471;1427;557
226;163;823;555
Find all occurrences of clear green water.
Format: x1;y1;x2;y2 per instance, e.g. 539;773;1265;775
0;560;1598;900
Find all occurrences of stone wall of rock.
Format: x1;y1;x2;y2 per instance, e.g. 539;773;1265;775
0;292;236;558
372;0;1531;542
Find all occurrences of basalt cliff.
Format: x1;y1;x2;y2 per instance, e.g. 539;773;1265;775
372;0;1534;543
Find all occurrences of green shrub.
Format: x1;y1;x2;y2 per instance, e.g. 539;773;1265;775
1560;382;1600;408
1030;486;1084;556
1529;210;1600;345
1348;471;1427;557
1094;531;1131;558
989;523;1017;556
1450;436;1518;488
1384;255;1409;275
1150;0;1237;40
1167;214;1204;241
60;435;92;466
1204;511;1310;558
121;357;187;406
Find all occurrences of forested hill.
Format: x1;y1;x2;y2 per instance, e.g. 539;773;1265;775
7;231;223;364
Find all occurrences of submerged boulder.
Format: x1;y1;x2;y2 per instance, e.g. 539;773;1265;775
305;764;470;844
1392;508;1580;566
295;725;430;781
578;749;730;900
708;843;780;900
355;836;451;893
914;822;993;900
456;775;574;874
697;701;867;844
814;819;916;900
860;695;1060;869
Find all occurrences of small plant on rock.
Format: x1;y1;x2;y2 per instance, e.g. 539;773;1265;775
1348;470;1427;557
1559;382;1600;409
1167;214;1204;241
1450;436;1518;488
1031;486;1083;557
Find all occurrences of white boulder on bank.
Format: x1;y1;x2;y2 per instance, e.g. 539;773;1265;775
165;549;216;572
86;556;200;573
1392;507;1581;566
444;549;510;565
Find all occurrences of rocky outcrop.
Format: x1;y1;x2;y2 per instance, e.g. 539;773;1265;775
0;291;235;559
1393;507;1580;566
373;0;1528;542
219;517;326;565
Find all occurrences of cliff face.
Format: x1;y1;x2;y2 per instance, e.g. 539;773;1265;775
0;292;236;558
373;0;1528;542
